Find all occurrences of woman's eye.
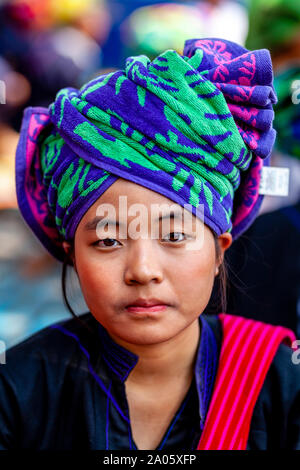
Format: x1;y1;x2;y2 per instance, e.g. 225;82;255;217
93;238;121;248
162;232;187;243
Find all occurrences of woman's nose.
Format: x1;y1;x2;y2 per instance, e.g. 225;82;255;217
124;240;163;285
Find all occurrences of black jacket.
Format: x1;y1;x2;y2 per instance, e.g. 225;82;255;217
0;312;299;450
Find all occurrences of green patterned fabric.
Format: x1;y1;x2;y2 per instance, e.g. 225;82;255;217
39;47;252;241
16;38;277;261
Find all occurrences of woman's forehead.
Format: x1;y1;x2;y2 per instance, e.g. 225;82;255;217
76;177;206;237
82;178;185;218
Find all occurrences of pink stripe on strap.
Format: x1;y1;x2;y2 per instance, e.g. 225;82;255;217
197;314;296;450
229;327;285;449
224;324;275;449
201;318;252;448
217;321;264;448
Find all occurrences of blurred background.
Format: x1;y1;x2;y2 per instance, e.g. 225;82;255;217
0;0;299;348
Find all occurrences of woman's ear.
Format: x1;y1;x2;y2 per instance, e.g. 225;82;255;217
215;232;232;273
218;232;233;253
62;241;76;270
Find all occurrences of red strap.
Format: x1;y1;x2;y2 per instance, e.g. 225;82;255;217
197;313;296;450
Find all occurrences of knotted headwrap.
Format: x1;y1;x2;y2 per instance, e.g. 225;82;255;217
16;38;277;262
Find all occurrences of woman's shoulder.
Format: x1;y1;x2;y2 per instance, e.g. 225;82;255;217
202;312;300;400
5;312;95;352
249;341;300;449
0;312;101;449
0;312;99;382
262;341;300;395
203;313;300;448
202;312;299;379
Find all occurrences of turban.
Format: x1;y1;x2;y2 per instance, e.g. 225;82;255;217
16;38;277;262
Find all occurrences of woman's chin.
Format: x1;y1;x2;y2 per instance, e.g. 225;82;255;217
107;320;194;349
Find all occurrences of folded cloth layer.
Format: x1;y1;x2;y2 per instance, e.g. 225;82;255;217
15;38;277;261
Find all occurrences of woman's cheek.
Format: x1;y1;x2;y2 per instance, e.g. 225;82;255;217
185;255;216;300
186;249;215;278
76;256;110;301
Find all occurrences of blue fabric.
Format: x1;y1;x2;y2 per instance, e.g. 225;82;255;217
0;312;300;449
88;314;218;450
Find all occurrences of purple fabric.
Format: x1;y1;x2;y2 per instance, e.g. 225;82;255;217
15;38;277;261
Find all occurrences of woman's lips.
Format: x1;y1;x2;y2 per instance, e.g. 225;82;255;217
126;304;168;313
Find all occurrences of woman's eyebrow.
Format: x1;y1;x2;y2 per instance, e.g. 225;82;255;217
158;210;183;222
84;216;125;231
84;211;183;231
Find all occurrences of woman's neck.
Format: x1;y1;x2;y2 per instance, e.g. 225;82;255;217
111;318;200;386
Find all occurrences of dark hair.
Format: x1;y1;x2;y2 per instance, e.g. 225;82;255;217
61;229;229;328
212;230;228;314
61;244;96;337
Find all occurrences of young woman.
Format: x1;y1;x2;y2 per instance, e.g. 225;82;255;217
1;38;299;450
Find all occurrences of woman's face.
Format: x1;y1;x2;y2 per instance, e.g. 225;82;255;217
65;178;232;347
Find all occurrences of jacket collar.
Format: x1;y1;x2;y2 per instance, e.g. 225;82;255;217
97;314;219;426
